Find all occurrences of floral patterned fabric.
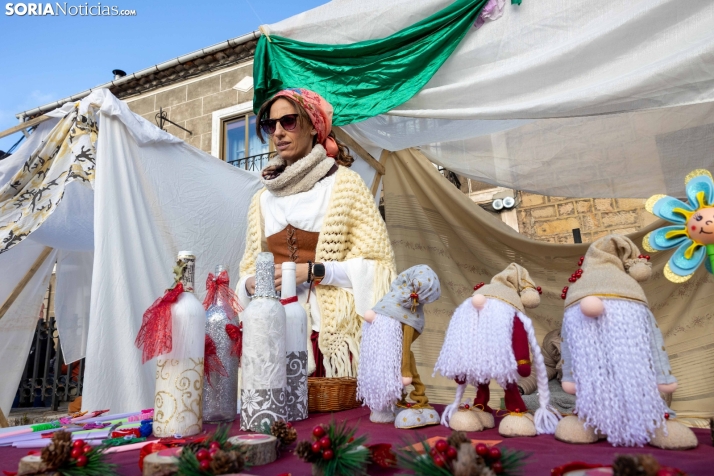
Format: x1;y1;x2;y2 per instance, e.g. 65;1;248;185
0;105;97;254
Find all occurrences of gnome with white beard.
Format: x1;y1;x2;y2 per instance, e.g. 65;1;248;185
556;234;697;449
357;265;441;429
435;263;561;438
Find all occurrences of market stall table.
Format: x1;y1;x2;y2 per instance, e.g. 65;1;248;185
0;405;711;475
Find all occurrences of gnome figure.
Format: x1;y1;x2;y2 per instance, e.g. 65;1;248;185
556;235;698;449
357;265;441;429
435;263;561;437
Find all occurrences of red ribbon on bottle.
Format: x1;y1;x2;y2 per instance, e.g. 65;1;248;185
280;296;298;305
225;323;242;359
203;270;243;314
204;334;227;387
134;282;184;364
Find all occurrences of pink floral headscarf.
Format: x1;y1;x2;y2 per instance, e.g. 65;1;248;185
271;88;339;158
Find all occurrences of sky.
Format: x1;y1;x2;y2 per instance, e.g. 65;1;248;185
0;0;328;153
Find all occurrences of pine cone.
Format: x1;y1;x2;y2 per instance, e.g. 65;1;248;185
453;442;482;476
636;455;660;476
271;420;298;446
296;440;319;463
209;449;245;475
447;430;469;448
479;469;496;476
41;431;72;470
613;454;642;476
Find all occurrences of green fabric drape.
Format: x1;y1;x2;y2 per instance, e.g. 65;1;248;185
253;0;489;126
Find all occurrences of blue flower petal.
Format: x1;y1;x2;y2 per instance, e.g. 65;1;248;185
649;226;689;251
652;196;693;224
669;241;705;275
686;175;714;208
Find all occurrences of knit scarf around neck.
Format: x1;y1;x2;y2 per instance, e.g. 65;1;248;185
260;144;335;197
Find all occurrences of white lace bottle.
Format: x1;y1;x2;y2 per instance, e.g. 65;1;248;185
281;262;308;421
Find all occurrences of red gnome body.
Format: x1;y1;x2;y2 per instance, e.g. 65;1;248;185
435;263;560;437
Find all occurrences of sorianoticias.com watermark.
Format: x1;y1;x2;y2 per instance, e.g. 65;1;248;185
5;2;136;16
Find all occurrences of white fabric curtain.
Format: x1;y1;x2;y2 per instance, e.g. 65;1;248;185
268;0;714;198
54;250;93;364
83;93;263;413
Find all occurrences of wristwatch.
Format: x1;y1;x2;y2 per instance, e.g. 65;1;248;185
312;263;326;284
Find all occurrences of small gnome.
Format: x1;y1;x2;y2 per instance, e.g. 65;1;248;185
356;265;441;428
434;263;561;437
556;234;697;449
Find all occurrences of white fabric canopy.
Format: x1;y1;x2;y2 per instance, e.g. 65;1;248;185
269;0;714;198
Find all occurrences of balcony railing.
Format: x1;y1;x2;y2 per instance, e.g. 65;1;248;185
228;151;276;171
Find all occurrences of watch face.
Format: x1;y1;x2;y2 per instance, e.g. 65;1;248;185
313;263;326;278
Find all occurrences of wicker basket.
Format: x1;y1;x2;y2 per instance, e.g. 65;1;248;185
307;377;361;413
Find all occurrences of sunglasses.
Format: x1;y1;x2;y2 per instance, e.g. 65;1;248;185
259;114;299;135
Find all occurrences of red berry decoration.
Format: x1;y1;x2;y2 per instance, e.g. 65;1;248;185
430;447;439;457
446;446;458;460
199;459;211;471
311;442;322;453
464;404;470;409
209;441;221;450
492;461;504;474
665;412;670;420
312;425;325;438
286;422;293;429
435;439;448;453
72;439;85;448
70;448;82;459
489;446;501;460
536;286;542;294
196;448;210;461
475;443;488;457
76;455;88;467
645;255;650;260
561;293;567;299
434;455;446;467
209;447;219;458
406;402;412;408
83;444;92;454
323;449;334;461
320;437;332;449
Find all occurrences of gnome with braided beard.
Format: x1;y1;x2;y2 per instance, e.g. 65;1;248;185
434;263;561;437
556;235;697;449
357;265;441;429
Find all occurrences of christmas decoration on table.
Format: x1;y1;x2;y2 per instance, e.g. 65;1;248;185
643;169;714;282
240;252;288;431
434;263;560;437
202;264;242;424
556;235;697;450
396;431;529;476
261;420;298;450
280;262;309;422
357;264;442;428
16;431;117;475
135;251;206;438
176;424;248;476
551;453;688;476
294;420;369;476
367;443;397;469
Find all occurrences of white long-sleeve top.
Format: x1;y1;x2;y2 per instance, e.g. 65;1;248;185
237;174;376;331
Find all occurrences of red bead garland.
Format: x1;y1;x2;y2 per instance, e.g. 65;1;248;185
473;282;485;291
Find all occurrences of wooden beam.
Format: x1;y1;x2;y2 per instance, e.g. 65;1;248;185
333;127;385;176
371;150;390;197
0;247;53;321
0;115;51;140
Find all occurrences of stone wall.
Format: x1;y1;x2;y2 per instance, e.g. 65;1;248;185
123;61;254;156
516;192;658;244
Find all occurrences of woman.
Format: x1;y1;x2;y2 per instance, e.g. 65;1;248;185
237;88;396;378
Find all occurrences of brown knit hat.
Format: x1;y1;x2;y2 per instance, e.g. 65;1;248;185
564;234;652;309
475;263;540;313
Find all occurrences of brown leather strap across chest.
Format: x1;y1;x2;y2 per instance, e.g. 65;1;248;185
265;225;319;264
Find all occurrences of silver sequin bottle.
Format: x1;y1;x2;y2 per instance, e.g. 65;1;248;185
202;265;239;423
240;252;287;431
281;262;308;421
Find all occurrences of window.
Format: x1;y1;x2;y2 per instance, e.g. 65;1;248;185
222;113;270;170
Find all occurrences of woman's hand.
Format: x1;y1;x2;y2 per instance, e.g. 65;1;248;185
246;262;312;294
246;276;256;295
296;263;310;285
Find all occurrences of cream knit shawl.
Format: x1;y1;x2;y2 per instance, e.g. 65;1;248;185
240;166;396;377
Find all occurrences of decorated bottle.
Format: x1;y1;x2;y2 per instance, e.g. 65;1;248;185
153;251;206;437
281;262;308;422
202;265;239;423
240;252;287;431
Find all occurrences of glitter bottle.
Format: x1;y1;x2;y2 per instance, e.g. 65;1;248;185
281;262;308;421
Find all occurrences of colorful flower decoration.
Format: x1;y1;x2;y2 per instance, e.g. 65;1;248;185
643;169;714;282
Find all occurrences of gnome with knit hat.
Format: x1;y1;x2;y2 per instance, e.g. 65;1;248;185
357;265;441;428
556;234;697;449
434;263;561;437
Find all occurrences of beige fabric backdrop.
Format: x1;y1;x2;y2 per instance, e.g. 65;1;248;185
382;148;714;420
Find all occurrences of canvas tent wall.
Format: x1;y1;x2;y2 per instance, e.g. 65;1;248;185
261;0;714;199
